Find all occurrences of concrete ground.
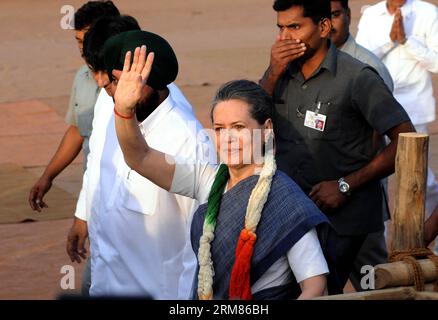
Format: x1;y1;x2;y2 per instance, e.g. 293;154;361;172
0;0;437;299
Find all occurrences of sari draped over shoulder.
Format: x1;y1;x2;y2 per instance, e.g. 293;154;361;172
191;170;340;300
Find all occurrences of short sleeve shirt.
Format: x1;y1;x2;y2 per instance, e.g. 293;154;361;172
273;43;410;235
65;65;100;170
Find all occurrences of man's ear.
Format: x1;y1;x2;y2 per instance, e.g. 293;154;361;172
347;8;352;25
320;17;332;38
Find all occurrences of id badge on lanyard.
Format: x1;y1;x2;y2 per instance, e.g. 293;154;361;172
303;101;327;132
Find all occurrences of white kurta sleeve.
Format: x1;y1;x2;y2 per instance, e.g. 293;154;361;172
356;12;395;59
73;112;95;222
169;160;217;204
73;90;107;221
401;14;438;73
287;228;329;283
73;168;88;221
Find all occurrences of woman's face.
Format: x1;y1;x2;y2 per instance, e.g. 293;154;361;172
212;99;272;168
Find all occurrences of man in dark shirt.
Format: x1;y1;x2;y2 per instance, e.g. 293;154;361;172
260;0;415;290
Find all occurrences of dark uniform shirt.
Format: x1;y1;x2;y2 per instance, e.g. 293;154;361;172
273;42;410;236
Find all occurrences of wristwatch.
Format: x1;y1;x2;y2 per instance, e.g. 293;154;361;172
338;177;350;195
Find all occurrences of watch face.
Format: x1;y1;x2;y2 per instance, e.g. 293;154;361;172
339;182;349;193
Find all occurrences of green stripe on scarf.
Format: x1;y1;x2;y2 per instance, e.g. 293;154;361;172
205;164;229;226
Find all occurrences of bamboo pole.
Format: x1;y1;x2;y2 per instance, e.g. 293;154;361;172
392;133;429;251
374;259;438;289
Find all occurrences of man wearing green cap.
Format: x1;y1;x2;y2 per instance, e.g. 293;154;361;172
73;30;214;298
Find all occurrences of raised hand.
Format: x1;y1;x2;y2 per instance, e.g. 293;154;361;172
395;9;406;43
260;35;306;95
390;13;398;42
390;9;406;44
269;35;306;77
113;45;155;117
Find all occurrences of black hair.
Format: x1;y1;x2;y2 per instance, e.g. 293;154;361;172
83;15;141;71
273;0;331;24
331;0;349;10
211;80;274;125
74;0;120;31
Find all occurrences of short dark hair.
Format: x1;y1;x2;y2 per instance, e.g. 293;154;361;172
74;1;120;31
331;0;349;10
273;0;331;24
83;15;141;71
211;80;274;125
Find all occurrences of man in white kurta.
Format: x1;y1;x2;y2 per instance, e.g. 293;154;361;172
356;0;438;227
74;84;213;299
